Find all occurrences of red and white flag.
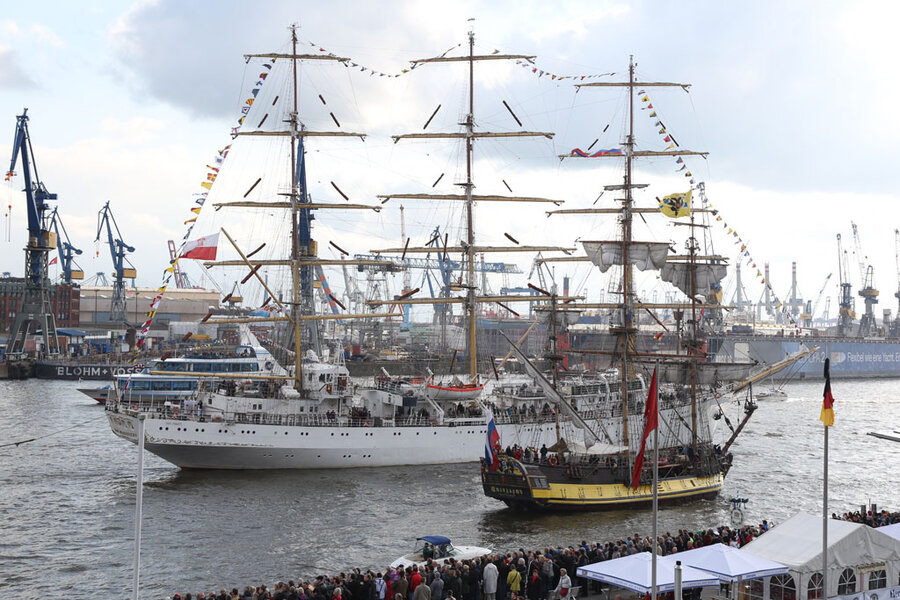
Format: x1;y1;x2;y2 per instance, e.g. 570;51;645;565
180;233;219;261
49;256;58;266
631;368;658;489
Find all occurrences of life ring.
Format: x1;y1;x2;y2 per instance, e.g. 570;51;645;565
548;455;558;467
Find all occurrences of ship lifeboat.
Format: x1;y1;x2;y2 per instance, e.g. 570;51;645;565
425;380;485;401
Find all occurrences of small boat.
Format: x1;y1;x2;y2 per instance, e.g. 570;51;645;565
390;536;491;568
424;378;485;401
755;387;787;400
77;385;113;404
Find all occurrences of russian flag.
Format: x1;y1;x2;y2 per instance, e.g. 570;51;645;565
484;410;500;470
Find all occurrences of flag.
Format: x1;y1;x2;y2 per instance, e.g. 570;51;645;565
653;332;664;340
820;358;835;426
658;189;692;218
49;256;58;266
484;409;501;470
631;368;658;489
180;232;219;260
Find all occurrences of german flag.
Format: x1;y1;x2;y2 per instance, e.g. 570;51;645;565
820;357;835;427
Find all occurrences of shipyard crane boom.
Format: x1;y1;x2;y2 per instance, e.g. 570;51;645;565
801;272;832;328
850;222;878;336
95;201;136;324
836;233;854;336
49;207;84;283
3;109;61;356
894;228;900;314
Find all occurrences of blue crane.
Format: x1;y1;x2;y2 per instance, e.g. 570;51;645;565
95;201;136;324
4;109;61;356
49;207;84;283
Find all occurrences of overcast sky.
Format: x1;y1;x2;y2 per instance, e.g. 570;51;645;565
1;0;897;321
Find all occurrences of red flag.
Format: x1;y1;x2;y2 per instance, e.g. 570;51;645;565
631;368;659;489
180;233;219;260
49;256;58;265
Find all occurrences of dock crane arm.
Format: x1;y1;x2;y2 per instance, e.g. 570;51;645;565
49;207;83;283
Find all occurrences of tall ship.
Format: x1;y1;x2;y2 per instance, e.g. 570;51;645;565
105;28;691;469
480;57;764;510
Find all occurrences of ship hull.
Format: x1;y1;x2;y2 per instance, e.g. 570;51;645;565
106;411;564;469
34;360;144;380
709;335;900;379
480;458;725;511
482;472;724;511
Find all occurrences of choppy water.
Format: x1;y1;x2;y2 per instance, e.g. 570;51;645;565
0;378;897;599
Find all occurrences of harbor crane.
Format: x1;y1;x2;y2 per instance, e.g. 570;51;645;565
49;207;84;284
4;109;61;356
893;229;900;332
851;222;878;336
836;233;855;336
800;273;832;329
95;201;136;324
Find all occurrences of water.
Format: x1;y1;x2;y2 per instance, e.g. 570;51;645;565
0;378;896;598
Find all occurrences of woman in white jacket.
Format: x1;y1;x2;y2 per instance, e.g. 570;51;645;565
553;569;571;599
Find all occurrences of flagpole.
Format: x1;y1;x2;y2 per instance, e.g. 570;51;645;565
822;419;828;600
822;357;831;600
652;362;659;600
132;414;145;600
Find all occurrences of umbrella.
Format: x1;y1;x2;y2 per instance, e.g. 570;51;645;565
671;543;789;582
577;552;721;593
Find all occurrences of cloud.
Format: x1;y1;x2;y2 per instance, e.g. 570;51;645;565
0;19;21;37
0;46;38;89
30;24;64;48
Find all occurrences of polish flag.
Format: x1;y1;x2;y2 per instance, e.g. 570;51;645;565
180;233;219;260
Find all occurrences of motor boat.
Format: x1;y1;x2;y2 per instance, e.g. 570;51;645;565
390;536;491;568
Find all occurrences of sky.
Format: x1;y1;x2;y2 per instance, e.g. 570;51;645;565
1;0;898;323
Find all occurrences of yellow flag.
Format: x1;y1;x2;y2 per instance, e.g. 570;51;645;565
201;182;213;190
658;190;692;218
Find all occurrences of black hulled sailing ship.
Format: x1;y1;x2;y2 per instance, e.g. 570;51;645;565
481;57;762;510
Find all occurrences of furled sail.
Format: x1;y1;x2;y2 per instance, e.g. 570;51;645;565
534;307;581;326
660;262;727;297
582;241;669;273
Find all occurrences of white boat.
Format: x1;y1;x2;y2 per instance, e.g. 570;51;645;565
390;536;491;569
755;387;787;400
77;385;112;404
424;379;485;401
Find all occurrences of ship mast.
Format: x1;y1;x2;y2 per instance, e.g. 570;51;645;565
289;24;303;390
465;27;477;378
618;55;637;448
367;27;576;379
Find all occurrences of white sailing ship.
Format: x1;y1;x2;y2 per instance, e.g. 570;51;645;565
105;29;750;470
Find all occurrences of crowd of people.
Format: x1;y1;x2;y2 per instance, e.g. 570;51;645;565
833;507;900;527
164;519;779;600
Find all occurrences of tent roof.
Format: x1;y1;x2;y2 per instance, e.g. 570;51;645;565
879;522;900;542
577;552;721;593
671;543;789;582
741;513;900;574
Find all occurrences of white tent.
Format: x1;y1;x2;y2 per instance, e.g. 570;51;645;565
672;543;789;582
741;512;900;600
879;522;900;542
577;552;721;593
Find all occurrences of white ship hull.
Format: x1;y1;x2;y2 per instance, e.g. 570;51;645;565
105;396;718;470
106;411;563;469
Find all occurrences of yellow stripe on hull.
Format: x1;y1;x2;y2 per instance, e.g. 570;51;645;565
530;474;724;508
